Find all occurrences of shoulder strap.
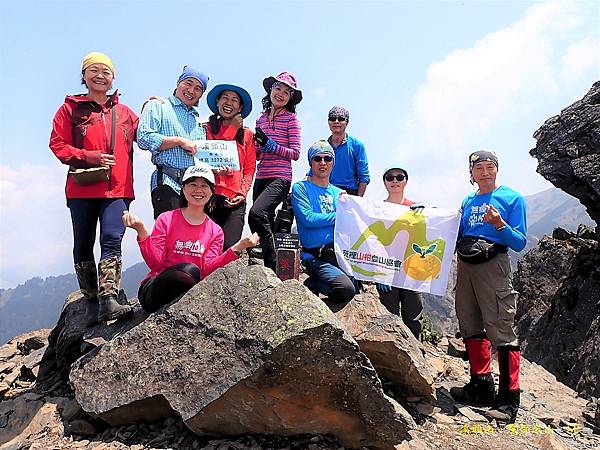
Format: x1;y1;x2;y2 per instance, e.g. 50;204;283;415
109;105;117;155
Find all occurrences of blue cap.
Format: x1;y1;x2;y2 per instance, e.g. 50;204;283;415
206;84;253;119
307;140;334;164
177;65;209;90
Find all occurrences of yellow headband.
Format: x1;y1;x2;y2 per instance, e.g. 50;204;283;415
81;52;115;75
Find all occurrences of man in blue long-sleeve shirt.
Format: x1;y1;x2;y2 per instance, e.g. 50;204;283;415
450;150;527;425
307;106;370;196
291;140;356;303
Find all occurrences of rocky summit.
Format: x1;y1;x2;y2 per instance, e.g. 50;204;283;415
516;80;600;402
69;261;413;449
2;260;600;449
2;80;600;450
530;80;600;226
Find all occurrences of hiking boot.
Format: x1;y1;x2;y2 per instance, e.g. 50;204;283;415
488;345;521;422
98;294;133;323
248;247;263;259
450;373;496;406
97;256;131;322
74;260;98;301
488;389;520;423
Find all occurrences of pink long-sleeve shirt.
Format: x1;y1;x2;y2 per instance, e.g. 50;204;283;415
255;109;301;180
138;209;238;284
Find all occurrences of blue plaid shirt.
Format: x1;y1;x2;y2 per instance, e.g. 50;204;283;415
137;95;206;193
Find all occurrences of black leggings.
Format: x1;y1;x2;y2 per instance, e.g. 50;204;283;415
138;263;201;314
248;178;291;270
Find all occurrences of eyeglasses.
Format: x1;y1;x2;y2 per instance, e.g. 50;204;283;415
384;174;406;182
328;116;347;122
312;155;334;163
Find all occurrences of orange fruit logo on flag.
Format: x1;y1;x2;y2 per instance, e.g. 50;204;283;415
403;243;442;281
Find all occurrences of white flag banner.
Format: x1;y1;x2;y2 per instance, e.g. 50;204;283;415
334;195;460;296
193;140;240;170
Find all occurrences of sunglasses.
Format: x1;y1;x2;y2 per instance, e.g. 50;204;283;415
312;155;334;163
384;174;406;182
328;116;347;122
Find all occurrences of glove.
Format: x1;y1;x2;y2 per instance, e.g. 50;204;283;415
376;283;392;293
254;126;268;146
262;138;277;153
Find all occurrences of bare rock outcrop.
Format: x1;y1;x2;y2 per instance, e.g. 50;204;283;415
516;80;600;400
530;80;600;226
514;229;600;398
70;261;414;449
2;326;600;449
42;291;147;376
333;288;436;400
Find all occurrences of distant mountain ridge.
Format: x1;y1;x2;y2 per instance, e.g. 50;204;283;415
525;187;595;246
0;186;595;344
0;262;148;344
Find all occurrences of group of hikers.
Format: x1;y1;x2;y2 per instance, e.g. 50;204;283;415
49;52;527;424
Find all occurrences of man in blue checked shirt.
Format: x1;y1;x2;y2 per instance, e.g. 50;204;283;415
137;66;209;219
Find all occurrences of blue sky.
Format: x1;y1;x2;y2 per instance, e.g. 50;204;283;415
0;0;598;288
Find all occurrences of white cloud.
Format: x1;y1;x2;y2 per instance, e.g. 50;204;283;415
0;151;156;288
561;37;600;82
397;0;585;208
0;163;73;287
311;86;327;100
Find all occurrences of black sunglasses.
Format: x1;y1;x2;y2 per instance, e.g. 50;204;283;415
312;155;334;163
385;174;406;182
328;116;347;122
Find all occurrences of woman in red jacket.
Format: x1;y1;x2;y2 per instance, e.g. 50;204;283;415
204;84;256;250
49;52;138;323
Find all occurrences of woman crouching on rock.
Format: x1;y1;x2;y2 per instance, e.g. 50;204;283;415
123;163;259;314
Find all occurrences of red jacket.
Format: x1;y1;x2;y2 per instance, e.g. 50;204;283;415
206;124;256;199
49;91;139;199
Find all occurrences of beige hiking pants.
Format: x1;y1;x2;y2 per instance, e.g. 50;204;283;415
455;253;519;347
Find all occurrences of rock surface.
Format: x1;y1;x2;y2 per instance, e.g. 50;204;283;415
333;287;436;400
70;261;414;449
43;290;147;376
530;80;600;226
515;232;600;398
2;325;599;450
516;79;600;400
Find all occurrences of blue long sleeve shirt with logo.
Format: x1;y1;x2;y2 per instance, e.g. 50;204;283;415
459;185;527;252
291;180;342;250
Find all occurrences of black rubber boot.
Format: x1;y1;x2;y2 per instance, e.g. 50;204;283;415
75;261;100;325
450;373;496;407
74;260;98;301
98;294;133;323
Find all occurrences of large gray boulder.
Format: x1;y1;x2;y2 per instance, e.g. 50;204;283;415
334;288;436;400
70;261;415;449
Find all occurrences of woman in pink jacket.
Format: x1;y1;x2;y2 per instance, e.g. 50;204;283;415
123;163;258;313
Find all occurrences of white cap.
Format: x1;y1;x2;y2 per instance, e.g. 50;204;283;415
181;162;215;185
